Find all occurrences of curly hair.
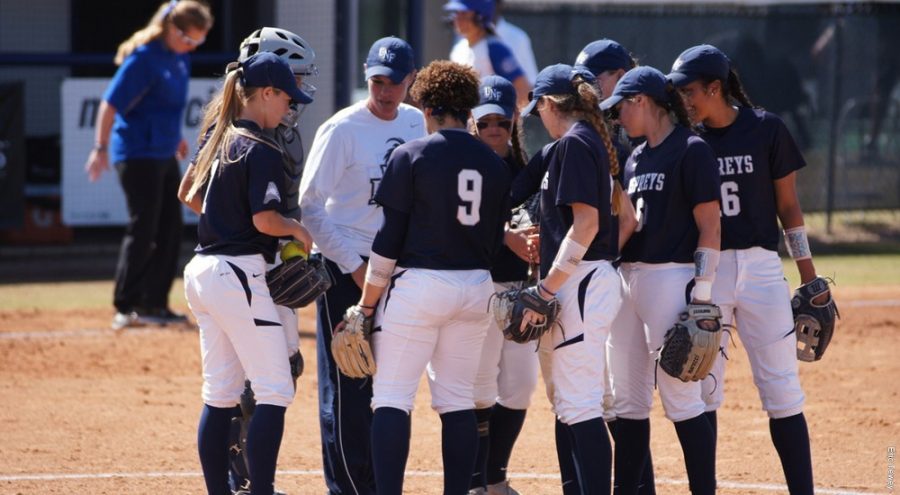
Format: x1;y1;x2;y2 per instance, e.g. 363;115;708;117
410;60;480;122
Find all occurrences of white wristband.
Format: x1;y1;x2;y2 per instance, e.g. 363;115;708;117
365;252;397;288
784;226;812;260
692;280;713;302
551;237;589;275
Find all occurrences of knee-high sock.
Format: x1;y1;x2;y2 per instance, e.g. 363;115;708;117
569;417;612;495
770;413;814;495
198;404;241;495
556;418;582;495
486;404;527;485
610;418;650;494
246;404;286;495
372;407;411;495
673;415;716;495
471;407;493;489
441;409;479;495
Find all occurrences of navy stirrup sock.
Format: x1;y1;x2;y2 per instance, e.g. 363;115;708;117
610;418;651;494
441;409;479;495
556;418;581;495
770;413;814;495
673;415;716;495
470;407;493;489
198;404;241;495
372;407;411;495
246;404;286;495
569;417;612;495
486;404;527;485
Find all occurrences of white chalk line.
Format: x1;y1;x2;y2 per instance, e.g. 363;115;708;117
0;469;875;494
1;298;897;342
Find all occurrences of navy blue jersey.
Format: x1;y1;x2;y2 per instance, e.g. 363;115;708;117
491;153;530;283
698;107;806;251
538;121;619;278
373;129;511;270
621;125;721;264
196;120;287;263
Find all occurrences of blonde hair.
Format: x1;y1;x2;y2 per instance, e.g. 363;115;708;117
544;76;625;215
185;69;280;201
115;0;213;65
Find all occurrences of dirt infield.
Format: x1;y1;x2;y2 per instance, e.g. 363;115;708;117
1;285;897;494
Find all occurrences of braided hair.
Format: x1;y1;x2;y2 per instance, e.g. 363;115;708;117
700;67;757;109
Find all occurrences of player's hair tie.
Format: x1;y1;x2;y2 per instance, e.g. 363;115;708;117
226;61;241;73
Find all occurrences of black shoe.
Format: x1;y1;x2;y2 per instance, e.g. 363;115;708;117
140;308;190;325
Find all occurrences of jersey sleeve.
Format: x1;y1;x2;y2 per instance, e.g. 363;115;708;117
681;138;722;207
247;144;287;214
374;145;414;214
371;205;409;260
487;39;525;83
510;144;549;206
103;51;156;114
767;113;807;179
554;137;602;208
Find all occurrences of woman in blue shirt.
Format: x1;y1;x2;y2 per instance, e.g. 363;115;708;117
84;0;213;330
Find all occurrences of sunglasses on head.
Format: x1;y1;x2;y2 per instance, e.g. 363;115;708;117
476;120;513;131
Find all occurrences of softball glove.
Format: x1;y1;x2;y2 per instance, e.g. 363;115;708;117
491;286;560;344
659;303;723;382
792;277;839;362
266;255;333;309
331;305;376;379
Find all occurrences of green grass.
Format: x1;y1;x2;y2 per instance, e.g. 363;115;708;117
0;280;187;311
782;253;900;288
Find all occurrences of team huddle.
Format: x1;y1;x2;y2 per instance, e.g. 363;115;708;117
121;1;842;494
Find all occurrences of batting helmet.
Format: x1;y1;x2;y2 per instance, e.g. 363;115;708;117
239;27;317;76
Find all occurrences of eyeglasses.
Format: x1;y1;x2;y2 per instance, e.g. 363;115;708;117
176;27;205;47
476;120;512;131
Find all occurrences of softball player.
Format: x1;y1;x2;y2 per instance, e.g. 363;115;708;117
601;66;721;494
298;37;424;495
348;60;511;495
445;0;532;108
515;63;626;494
181;52;314;495
669;44;823;493
574;40;658;495
468;75;537;495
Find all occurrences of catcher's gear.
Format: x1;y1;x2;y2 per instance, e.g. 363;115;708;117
491;286;561;344
266;254;334;308
331;305;377;378
659;303;723;382
792;277;839;362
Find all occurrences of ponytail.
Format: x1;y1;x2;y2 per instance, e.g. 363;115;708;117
186;68;276;201
509;119;528;169
115;0;213;65
663;83;692;128
546;77;624;215
725;68;756;109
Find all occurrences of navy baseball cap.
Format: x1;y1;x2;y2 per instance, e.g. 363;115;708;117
364;37;416;84
599;66;669;111
473;75;517;120
240;52;313;104
522;63;596;116
444;0;494;24
668;44;730;87
574;39;632;76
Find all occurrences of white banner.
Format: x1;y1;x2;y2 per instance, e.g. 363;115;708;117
61;78;220;226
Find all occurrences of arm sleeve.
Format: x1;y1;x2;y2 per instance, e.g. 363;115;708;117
374;146;414;214
247;144;287;214
487;39;525;83
682;138;722;207
103;52;155;115
298;122;364;273
371;205;409;260
768;113;807;179
555;137;602;208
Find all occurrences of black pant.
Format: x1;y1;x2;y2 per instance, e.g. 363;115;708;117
113;157;183;313
316;258;376;495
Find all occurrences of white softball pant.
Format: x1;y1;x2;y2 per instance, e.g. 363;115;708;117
371;268;495;415
702;247;805;419
184;253;294;409
609;262;705;423
473;281;540;410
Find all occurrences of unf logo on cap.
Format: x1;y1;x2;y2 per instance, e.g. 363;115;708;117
483;86;502;101
575;51;588;66
378;46;396;63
